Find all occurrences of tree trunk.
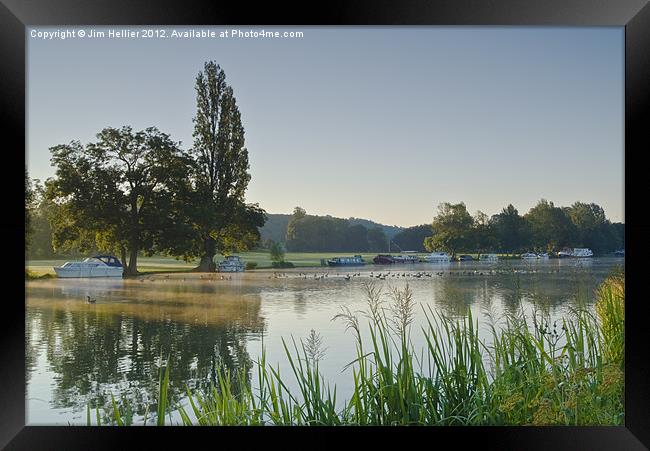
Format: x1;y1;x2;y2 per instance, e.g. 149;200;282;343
126;247;139;276
194;236;217;272
120;245;127;278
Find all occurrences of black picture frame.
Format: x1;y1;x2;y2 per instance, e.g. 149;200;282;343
4;0;649;449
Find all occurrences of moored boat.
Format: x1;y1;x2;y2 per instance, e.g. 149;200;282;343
327;255;365;267
424;252;451;263
53;255;124;278
521;252;538;260
457;255;473;262
572;248;593;258
218;255;245;272
558;248;593;258
373;255;396;264
479;253;499;262
392;254;420;263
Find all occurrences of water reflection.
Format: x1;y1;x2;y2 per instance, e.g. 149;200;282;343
26;279;264;422
26;258;622;424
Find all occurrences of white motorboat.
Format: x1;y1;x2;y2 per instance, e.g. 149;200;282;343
392;254;420;263
327;255;365;266
479;253;499;262
521;252;538;260
538;253;549;259
572;248;593;258
53;255;124;278
424;252;451;263
558;248;593;258
218;255;246;272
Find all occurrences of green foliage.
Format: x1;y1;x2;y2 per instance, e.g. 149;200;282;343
25;168;34;250
245;261;258;270
392;224;430;252
269;240;285;263
366;226;387;252
286;207;371;252
424;202;474;257
184;61;266;270
46;126;191;275
96;272;624;426
491;204;531;253
524;199;578;253
565;202;619;254
271;261;295;268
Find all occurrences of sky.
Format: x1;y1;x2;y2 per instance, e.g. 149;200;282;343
26;26;624;227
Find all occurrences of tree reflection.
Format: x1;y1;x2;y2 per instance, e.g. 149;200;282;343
26;293;264;422
433;277;476;318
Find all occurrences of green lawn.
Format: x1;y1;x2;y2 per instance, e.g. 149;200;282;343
26;252;378;275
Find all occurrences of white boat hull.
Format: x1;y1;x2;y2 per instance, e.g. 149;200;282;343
54;266;123;278
218;266;244;272
425;253;451;263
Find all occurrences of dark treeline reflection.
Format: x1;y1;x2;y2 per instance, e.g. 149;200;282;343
26;299;264;419
430;264;604;318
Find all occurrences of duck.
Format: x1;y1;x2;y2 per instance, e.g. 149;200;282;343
86;296;96;304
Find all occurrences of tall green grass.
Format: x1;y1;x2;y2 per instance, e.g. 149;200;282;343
90;271;624;426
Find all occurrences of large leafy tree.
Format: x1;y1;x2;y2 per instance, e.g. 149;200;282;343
472;210;498;257
491;204;531;254
564;202;617;254
46;126;190;275
187;61;265;271
285;206;307;251
524;199;577;253
424;202;473;258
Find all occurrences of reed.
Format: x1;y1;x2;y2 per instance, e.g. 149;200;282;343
90;271;624;426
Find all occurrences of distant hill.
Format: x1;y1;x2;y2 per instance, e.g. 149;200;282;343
259;213;403;244
346;217;403;240
259;214;292;243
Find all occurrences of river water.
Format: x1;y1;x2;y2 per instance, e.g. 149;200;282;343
25;257;623;424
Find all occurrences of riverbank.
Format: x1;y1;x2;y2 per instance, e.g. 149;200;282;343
27;252;621;277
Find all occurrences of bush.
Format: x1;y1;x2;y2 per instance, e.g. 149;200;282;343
245;262;258;270
271;261;294;268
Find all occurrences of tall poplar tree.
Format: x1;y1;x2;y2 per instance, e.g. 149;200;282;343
189;61;264;271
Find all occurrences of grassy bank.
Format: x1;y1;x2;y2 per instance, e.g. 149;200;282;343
25;252;565;276
91;270;624;426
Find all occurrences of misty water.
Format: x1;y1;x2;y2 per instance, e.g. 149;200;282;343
25;257;623;425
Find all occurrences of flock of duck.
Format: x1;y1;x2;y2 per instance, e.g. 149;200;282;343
268;267;561;281
124;266;563;286
83;267;563;304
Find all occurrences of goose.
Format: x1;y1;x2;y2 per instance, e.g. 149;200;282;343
86;296;96;304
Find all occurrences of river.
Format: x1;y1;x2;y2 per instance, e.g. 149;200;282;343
25;257;623;424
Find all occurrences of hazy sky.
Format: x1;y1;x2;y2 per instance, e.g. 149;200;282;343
27;26;624;227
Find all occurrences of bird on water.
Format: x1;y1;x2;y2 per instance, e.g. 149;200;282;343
86;296;96;304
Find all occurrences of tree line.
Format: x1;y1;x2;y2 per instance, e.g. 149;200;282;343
423;201;623;258
283;207;390;252
25;62;266;275
267;200;623;256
